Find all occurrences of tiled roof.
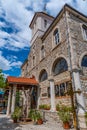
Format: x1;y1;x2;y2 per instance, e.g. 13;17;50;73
7;76;38;85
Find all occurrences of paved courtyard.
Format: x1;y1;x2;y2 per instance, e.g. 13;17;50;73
0;114;75;130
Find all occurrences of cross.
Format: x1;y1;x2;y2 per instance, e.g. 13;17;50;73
43;3;47;13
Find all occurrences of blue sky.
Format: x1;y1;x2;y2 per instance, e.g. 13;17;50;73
0;0;87;78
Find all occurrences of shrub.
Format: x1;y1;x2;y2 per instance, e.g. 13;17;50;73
11;107;22;120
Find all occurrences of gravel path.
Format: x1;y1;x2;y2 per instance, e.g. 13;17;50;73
0;114;75;130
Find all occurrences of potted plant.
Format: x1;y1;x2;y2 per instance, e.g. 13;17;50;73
85;112;87;125
56;104;60;111
36;111;43;125
39;105;44;109
11;107;21;123
58;105;71;129
29;109;38;124
43;104;50;110
29;110;43;125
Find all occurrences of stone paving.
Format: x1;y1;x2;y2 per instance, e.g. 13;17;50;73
0;114;76;130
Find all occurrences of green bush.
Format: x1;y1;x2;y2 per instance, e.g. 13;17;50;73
11;107;22;120
39;104;50;110
28;109;42;122
56;104;60;111
85;112;87;125
58;105;71;123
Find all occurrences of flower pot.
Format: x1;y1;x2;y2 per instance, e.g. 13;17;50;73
13;119;17;123
63;122;70;129
37;119;43;125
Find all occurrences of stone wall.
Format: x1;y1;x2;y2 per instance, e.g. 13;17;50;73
67;12;87;108
21;9;87;108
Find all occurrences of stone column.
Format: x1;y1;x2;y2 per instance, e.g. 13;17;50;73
7;87;12;116
49;79;56;111
37;85;40;109
11;85;17;114
73;69;87;130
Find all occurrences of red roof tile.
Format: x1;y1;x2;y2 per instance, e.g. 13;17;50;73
7;76;38;85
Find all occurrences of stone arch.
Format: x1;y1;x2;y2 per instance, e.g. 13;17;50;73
39;69;48;82
52;57;68;75
50;55;69;75
79;52;87;67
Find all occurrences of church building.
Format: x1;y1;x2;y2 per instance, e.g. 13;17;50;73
6;4;86;129
21;4;87;112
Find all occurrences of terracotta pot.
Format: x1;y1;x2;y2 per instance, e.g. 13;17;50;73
44;107;50;110
37;119;43;125
63;122;70;129
13;119;17;123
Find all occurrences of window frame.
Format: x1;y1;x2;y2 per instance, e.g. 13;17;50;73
47;82;69;98
39;69;48;82
53;28;60;45
81;55;87;67
82;24;87;41
44;19;47;28
52;58;68;76
40;45;45;60
32;56;35;67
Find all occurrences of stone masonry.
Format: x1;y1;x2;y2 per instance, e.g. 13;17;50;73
21;5;87;110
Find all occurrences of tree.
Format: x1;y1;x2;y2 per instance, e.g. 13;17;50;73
0;69;6;89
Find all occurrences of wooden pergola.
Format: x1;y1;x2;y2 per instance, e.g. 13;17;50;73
6;76;39;116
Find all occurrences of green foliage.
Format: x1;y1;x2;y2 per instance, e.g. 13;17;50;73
11;107;22;120
58;105;71;123
16;91;22;106
39;104;50;110
28;109;42;122
36;111;42;120
56;104;60;111
0;69;6;89
85;112;87;125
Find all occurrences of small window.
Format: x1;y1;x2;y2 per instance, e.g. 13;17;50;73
82;25;87;40
48;87;50;97
33;56;35;66
53;29;60;45
39;69;48;82
41;45;45;59
44;19;47;28
55;82;68;97
32;45;35;53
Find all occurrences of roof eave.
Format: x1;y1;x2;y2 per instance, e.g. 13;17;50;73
29;12;54;29
41;4;87;41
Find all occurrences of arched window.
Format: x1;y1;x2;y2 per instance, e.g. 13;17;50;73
53;28;60;45
41;45;45;59
81;55;87;67
52;58;68;75
39;69;48;82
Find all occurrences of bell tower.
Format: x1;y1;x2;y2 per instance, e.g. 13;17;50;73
29;6;54;45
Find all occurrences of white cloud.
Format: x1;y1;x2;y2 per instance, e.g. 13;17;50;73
0;0;86;51
11;61;22;68
0;51;11;70
47;0;73;16
76;0;87;15
0;51;22;71
47;0;87;16
3;73;9;78
0;0;34;50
